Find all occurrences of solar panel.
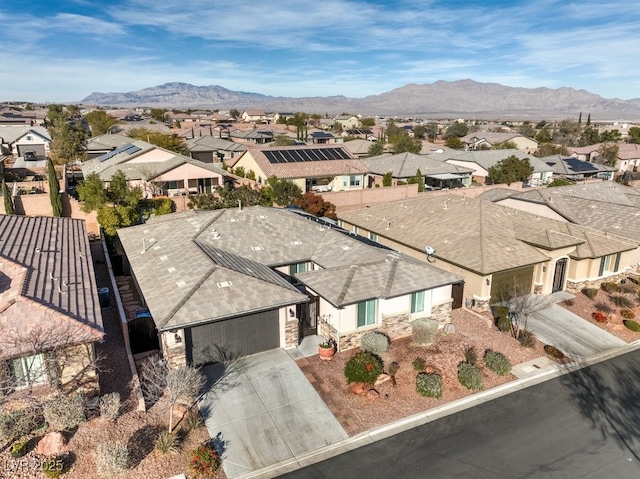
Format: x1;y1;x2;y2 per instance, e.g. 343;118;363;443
264;147;352;163
565;158;597;173
99;143;141;162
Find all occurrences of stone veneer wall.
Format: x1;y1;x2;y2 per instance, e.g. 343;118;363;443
565;271;629;293
285;319;299;349
471;296;491;312
162;333;187;369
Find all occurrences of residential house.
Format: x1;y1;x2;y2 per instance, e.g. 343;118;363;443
241;110;268;123
185;136;248;163
0;215;104;393
461;132;538;151
444;149;553;186
0;108;40;126
117;206;462;365
232;145;369;192
86;133;134;160
363;152;473;189
343;139;375;158
80;140;230;197
333;115;359;130
310;131;342;144
231;129;274;145
0;126;52;159
541;155;616;181
338;194;636;310
569;143;640;173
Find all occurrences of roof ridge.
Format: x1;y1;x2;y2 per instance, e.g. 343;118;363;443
381;256;399;298
478;201;487;274
335;265;358;306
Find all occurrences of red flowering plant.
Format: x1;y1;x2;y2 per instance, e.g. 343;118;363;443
592;311;608;323
189;441;220;478
343;351;383;384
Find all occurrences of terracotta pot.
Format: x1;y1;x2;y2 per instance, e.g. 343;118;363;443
318;345;336;361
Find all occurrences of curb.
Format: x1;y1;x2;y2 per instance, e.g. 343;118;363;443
232;339;640;479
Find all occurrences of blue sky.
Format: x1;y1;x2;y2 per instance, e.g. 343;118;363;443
2;0;640;103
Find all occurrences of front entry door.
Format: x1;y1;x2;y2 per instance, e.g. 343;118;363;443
552;258;567;293
298;296;318;338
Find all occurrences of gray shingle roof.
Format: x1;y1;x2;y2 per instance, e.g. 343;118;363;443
363;152;473;178
445;149;551;173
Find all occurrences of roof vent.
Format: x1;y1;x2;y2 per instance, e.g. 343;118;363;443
258;215;267;219
176;280;187;288
160;255;168;262
342;245;352;251
211;229;220;239
167;266;176;273
291;240;302;246
228;217;238;223
217;281;232;288
251;246;264;251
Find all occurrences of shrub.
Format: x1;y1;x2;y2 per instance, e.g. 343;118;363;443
43;394;86;432
592;311;608;323
609;294;634;309
621;309;635;319
94;441;129;477
412;357;426;372
344;351;384;384
492;305;509;321
563;298;575;306
518;329;536;348
99;393;120;422
601;282;620;293
484;350;512;376
416;372;443;398
457;363;483;390
496;315;511;333
10;439;28;458
155;431;180;455
184;411;205;432
624;319;640;332
595;301;614;314
463;345;478;365
41;456;69;478
582;288;598;299
360;331;390;356
0;407;43;442
189;442;220;478
544;345;567;360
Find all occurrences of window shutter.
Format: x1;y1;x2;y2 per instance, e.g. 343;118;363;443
614;253;621;273
599;257;605;276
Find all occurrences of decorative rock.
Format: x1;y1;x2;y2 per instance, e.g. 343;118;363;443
36;432;67;456
348;382;367;395
365;388;380;401
374;373;391;386
443;323;456;334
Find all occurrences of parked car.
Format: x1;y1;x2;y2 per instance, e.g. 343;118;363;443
23;151;37;161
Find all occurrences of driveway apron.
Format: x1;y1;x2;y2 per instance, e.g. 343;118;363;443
199;348;348;478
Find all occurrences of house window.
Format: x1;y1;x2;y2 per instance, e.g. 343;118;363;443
350;175;361;187
369;232;378;242
11;353;46;388
353;225;359;234
599;253;621;276
357;299;376;327
26;135;32;141
411;291;425;314
289;262;307;277
166;180;180;190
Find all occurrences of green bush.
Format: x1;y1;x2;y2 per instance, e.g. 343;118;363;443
601;282;619;293
484;350;512;376
582;288;598;299
10;439;28;458
0;407;43;442
360;331;390;357
412;357;426;372
497;315;511;333
457;363;483;390
464;345;478;365
620;309;635;319
43;394;86;432
416;372;443;398
94;441;129;477
609;294;634;309
189;442;220;478
40;456;69;478
344;351;384;384
155;431;180;455
624;319;640;332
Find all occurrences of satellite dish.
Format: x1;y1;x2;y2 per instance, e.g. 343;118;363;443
425;246;436;256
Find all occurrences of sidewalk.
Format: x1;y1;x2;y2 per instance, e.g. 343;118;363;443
233;339;640;479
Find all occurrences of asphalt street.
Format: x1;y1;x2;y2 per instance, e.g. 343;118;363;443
279;349;640;479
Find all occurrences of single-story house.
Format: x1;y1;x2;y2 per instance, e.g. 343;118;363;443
0;215;104;394
461;132;538;151
338;194;637;310
232;145;369;192
569;143;640;173
80;140;231;197
541;155;616;181
310;131;342;145
230;129;274;144
363;152;474;189
241;110;268;123
86;134;134;160
0;126;51;159
342;139;376;158
185;136;248;163
444;149;553;186
117;206;462;365
333;115;360;130
0;109;40;126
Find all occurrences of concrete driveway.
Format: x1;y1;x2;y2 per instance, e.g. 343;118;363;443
528;303;626;361
199;348;348;479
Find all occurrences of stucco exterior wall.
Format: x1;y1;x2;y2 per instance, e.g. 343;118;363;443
320;184;420;212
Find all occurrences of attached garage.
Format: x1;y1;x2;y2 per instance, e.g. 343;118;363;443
185;309;280;365
490;265;534;303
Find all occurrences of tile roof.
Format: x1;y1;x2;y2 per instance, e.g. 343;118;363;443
461;132;536;145
363;152;473;178
445;149;551;173
0;126;51;144
540;155;616;175
0;215;103;357
118;207;461;329
185;136;248;153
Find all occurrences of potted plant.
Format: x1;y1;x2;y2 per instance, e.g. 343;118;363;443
318;337;336;361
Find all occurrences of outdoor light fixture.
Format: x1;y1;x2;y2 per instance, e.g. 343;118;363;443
486;279;491;286
543;266;547;272
174;332;182;343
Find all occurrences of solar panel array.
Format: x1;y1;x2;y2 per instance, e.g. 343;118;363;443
99;143;142;162
565;158;598;173
346;129;373;135
264;148;351;164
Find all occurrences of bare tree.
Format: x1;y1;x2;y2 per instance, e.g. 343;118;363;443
507;293;553;341
138;359;205;432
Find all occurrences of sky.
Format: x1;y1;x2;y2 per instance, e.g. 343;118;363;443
2;0;640;103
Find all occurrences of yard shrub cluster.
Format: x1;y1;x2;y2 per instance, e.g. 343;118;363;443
412;357;426;372
544;345;567;360
155;431;180;455
600;282;619;293
581;288;598;299
609;294;634;309
99;392;121;422
595;301;614;314
189;442;220;478
517;329;536;348
483;350;512;376
492;305;511;332
94;441;129;477
463;345;478;365
415;372;443;398
592;311;608;323
457;362;483;390
43;394;86;432
624;319;640;332
0;407;43;441
620;309;635;319
360;331;390;356
344;351;384;384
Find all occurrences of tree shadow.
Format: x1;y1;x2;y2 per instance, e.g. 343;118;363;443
559;353;640;462
210;431;228;461
127;424;163;468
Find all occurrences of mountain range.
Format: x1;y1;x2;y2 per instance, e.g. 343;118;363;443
81;80;640;120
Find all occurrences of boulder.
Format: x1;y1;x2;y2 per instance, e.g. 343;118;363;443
36;432;67;456
365;388;380;401
348;382;367;395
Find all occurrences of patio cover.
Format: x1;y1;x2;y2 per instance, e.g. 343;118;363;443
426;173;465;180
